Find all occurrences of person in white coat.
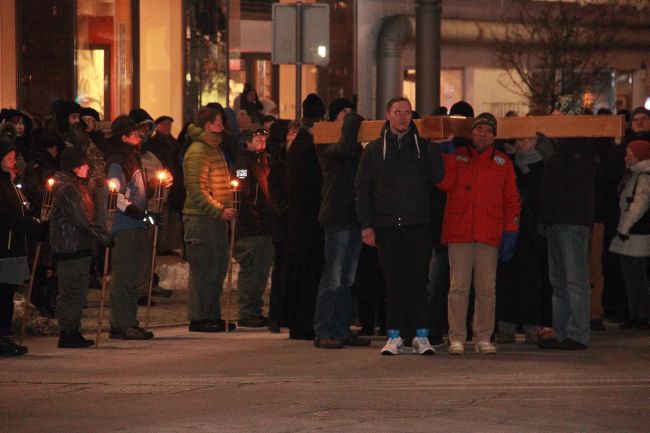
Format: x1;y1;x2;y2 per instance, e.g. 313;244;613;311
609;139;650;329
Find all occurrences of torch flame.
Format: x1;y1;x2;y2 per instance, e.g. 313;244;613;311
230;179;239;189
47;178;55;188
157;171;167;181
108;179;118;192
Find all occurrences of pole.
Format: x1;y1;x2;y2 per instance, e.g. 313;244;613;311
224;179;240;332
96;181;118;346
19;178;54;345
295;2;303;120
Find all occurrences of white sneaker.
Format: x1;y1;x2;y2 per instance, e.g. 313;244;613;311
381;334;404;356
412;336;436;355
448;341;465;355
474;340;497;354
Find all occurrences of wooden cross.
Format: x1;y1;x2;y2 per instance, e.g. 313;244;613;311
313;115;625;144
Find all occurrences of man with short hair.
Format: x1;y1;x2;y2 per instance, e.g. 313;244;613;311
355;97;444;355
183;106;239;332
437;112;521;355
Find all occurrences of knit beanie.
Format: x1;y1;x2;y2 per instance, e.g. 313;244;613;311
632;106;650;118
554;95;585;116
302;93;325;121
80;107;100;122
111;115;138;138
0;138;16;161
53;100;82;133
60;146;89;171
129;108;154;124
449;100;474;118
628;139;650;162
328;98;354;121
471;112;497;134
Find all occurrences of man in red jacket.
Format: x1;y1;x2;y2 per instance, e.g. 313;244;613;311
437;113;520;355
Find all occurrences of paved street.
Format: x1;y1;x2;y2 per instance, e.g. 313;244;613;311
2;324;649;433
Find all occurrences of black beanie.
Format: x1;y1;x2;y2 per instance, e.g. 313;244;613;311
328;98;354;121
60;146;89;171
449;101;474;118
0;138;16;161
80;107;100;122
302;93;325;121
53;100;81;134
32;128;63;150
129;108;154;124
111;115;138;138
471;112;498;135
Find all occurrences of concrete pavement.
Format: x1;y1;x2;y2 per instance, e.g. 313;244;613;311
2;326;649;433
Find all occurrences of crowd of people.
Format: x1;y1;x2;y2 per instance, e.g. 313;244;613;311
0;88;649;357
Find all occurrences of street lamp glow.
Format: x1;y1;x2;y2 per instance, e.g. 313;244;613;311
317;45;327;58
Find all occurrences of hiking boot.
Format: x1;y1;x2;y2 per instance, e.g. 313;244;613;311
0;337;28;356
189;320;223;333
558;338;588;350
237;315;269;328
109;326;154;340
447;341;465;355
314;337;344;349
341;334;371;347
380;330;404;355
58;330;95;348
412;329;436;355
474;340;497;354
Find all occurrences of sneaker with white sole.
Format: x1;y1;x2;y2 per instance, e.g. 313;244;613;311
412;328;436;355
474;340;497;354
381;329;404;355
448;341;465;355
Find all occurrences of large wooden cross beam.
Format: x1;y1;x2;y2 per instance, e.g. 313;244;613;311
313;115;625;144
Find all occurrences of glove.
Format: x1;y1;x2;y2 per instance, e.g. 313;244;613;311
498;231;518;261
143;211;163;227
124;204;147;220
617;232;630;242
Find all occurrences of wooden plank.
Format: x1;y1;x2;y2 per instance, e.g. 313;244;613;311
313;115;625;143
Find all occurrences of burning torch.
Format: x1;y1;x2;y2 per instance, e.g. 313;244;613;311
225;178;241;333
96;179;119;346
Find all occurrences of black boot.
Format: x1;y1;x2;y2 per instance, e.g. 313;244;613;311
58;330;95;348
0;337;28;356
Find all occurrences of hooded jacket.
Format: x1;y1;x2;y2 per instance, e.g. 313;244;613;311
355;122;444;229
234;149;273;238
182;124;234;217
49;170;111;258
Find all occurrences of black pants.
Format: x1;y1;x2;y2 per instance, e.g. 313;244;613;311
0;283;17;337
375;224;433;344
268;240;288;327
353;244;386;332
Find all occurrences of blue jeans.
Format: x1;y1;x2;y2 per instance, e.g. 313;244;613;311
313;229;362;339
546;224;591;345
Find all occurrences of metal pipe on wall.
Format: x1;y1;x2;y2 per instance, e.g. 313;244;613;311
416;0;441;117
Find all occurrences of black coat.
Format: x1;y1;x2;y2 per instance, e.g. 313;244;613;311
49;171;111;258
0;171;32;260
21;146;59;218
315;112;363;229
234;149;273;239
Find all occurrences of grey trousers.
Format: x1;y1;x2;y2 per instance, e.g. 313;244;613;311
235;235;273;320
109;228;152;328
56;255;92;332
184;214;229;322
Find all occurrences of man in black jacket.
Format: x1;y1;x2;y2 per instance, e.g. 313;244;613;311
355;97;444;355
313;100;370;349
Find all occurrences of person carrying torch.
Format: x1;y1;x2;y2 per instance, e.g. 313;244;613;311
183;106;241;333
103;115;167;340
50;147;112;348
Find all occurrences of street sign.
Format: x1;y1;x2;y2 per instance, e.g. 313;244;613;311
272;3;330;66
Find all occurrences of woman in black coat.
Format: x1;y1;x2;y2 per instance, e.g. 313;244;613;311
0;137;31;356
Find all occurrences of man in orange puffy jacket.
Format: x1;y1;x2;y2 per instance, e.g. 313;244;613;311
437;112;521;355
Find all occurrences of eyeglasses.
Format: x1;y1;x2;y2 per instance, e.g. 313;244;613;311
251;128;268;137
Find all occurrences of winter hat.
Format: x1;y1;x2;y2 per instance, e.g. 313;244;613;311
111;114;138;138
129;108;154;124
631;106;650;118
60;146;89;171
32;128;63;150
241;124;268;142
449;100;474;118
328;98;354;121
52;100;82;133
0;135;16;161
0;108;21;123
471;112;497;134
628;139;650;162
302;93;325;121
155;115;173;124
80;107;100;122
554;95;584;116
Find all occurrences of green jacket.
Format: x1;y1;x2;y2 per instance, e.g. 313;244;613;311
182;124;233;217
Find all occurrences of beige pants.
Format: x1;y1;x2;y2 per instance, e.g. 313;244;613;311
589;223;605;320
448;243;498;344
